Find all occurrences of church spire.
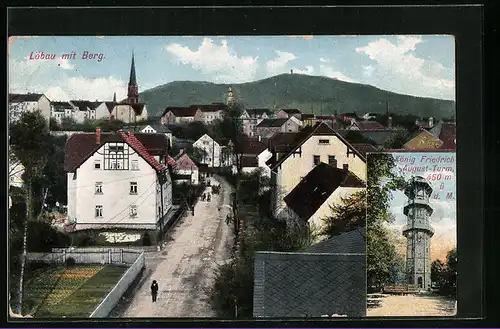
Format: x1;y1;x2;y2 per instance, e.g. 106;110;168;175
127;51;139;104
129;51;137;85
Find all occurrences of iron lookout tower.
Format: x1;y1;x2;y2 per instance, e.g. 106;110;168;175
402;176;435;290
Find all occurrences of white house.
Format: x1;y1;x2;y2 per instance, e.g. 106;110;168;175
172;151;199;185
51;101;77;124
267;122;376;218
235;136;272;177
283;162;365;237
193;134;232;168
194;103;227;125
9;93;51;124
160;107;201;125
64;129;173;230
69;100;99;123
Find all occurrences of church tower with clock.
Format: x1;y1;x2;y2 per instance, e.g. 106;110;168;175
402;176;435;290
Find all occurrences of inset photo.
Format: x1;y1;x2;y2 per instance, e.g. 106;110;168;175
366;152;456;317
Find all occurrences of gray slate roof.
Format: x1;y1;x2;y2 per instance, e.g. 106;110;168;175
253;227;366;318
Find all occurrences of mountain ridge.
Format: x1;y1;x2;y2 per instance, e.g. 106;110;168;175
138;73;455;119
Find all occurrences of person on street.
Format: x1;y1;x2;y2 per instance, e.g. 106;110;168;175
151;280;159;302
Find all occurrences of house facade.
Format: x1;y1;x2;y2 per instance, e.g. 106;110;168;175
69;100;98;123
51;101;76;124
235;136;272;177
110;103;148;123
161;107;201;125
268;123;370;218
64;129;172;230
194;103;227;125
255;117;302;138
9;93;51;124
193;134;233;168
240;108;273;136
172;151;199;185
283;162;364;236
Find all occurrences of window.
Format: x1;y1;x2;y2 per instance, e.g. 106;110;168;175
416;189;425;199
95;182;103;194
94;160;101;169
131;160;139;170
328;155;336;165
130;205;137;217
95;205;103;217
158;206;162;216
130;182;138;194
319;139;330;145
313;155;321;166
10;176;15;182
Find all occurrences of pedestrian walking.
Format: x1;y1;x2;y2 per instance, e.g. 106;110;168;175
151;280;159;302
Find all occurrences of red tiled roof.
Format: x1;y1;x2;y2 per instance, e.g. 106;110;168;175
173;153;197;171
119;131;166;172
353;121;386;130
64;132;170;172
167;155;177;166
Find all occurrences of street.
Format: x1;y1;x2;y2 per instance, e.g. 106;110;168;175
116;175;234;317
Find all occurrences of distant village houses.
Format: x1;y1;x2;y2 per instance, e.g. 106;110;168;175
234;136;272;177
9;93;51;124
171;150;199;186
255;117;302;138
160;103;227;125
240;108;274;137
276;108;302;120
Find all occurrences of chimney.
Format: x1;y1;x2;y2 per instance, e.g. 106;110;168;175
343;164;349;173
428;116;434;127
388;116;393;129
96;127;101;145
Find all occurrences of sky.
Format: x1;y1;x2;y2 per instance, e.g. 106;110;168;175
8;35;455;103
380;152;457;262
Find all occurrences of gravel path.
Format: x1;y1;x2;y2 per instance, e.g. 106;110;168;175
118;176;234;318
367;294;457;317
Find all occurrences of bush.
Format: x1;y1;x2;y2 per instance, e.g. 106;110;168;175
27;221;71;252
142;232;152;246
71;231;97;247
65;257;76;267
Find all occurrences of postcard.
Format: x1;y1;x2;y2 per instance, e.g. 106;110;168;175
8;35;455;319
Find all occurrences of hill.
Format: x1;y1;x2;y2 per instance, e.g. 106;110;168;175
139;74;456;119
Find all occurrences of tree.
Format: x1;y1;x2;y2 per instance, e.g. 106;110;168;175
60;116;77;130
383;127;410;149
320;190;366;238
9;111;51;314
49;117;60;131
99;119;125;132
430;248;457;296
365;153;408;291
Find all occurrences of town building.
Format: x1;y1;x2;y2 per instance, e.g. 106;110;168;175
134;124;173;149
402;176;435;290
276;108;302;120
9;93;51;124
109;53;148;123
283;162;364;235
234;136;272;177
64;129;172;230
51;101;76;124
240;108;273;136
161;107;201;125
302;114;340;129
255;117;302;138
192;133;233;168
171;150;199;185
266;122;376;218
193;103;227;125
69;100;99;123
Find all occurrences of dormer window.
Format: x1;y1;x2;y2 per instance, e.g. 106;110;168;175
318;139;330;145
